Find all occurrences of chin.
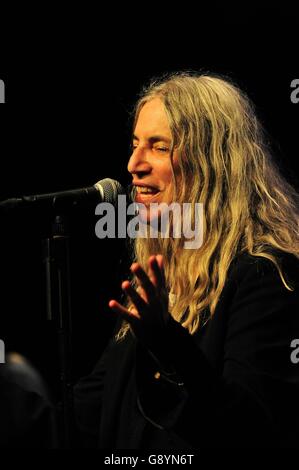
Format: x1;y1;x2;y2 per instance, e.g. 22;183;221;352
136;204;173;240
137;205;158;224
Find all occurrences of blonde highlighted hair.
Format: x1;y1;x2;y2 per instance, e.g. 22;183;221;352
116;72;299;340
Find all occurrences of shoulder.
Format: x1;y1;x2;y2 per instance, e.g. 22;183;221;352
212;249;299;328
227;249;299;291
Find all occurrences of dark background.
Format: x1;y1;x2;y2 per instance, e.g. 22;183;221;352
0;6;298;401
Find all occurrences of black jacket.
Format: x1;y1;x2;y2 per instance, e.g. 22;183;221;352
74;250;299;448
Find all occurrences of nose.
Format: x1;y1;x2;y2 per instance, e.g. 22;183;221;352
127;146;152;177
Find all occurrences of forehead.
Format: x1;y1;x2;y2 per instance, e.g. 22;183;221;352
134;98;171;138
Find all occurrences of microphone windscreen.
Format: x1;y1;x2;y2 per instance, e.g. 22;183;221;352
94;178;125;204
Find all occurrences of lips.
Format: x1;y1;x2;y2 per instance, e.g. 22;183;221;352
133;184;161;204
133;180;159;189
135;192;161;203
135;186;159;194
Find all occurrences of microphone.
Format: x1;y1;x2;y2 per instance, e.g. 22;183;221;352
0;178;125;211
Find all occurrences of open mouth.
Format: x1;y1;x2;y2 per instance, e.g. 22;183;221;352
134;185;160;195
133;185;161;204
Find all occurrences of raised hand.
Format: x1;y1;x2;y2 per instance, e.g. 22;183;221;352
108;254;170;358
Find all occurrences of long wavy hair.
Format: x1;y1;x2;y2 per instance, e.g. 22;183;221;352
116;72;299;340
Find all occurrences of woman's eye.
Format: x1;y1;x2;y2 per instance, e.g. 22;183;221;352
156;147;169;152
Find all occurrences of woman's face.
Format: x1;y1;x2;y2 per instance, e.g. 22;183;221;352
128;98;179;223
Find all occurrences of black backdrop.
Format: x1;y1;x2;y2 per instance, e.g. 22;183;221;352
0;6;298;401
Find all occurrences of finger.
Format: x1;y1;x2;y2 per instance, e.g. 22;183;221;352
148;255;164;290
122;280;148;313
156;254;166;287
108;299;140;322
135;284;148;303
156;254;163;271
130;263;156;300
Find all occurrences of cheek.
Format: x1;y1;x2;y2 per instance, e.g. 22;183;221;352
161;162;177;185
159;162;175;185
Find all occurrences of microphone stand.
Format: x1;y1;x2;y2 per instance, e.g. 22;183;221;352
42;214;74;448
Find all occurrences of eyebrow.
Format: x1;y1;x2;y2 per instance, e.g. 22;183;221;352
132;134;171;144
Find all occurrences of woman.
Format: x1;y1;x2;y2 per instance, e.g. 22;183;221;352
74;72;299;448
